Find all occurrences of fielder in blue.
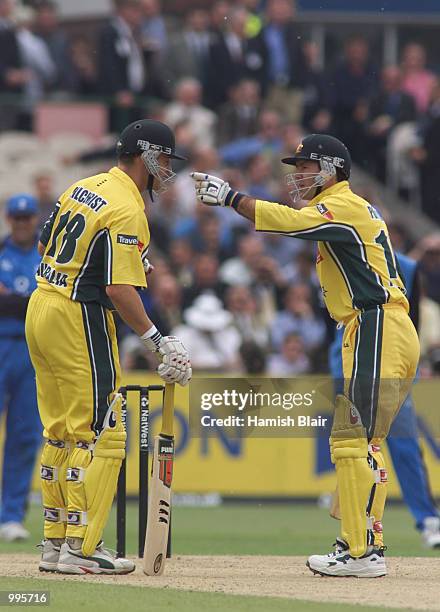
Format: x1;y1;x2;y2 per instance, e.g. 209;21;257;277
329;250;440;548
0;194;42;542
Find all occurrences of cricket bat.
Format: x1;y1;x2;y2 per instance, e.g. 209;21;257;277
143;382;175;576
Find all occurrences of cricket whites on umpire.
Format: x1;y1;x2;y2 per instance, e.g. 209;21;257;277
24;119;192;575
191;133;420;578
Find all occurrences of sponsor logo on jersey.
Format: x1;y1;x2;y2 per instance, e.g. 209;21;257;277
70;186;108;212
117;234;138;246
137;240;144;253
37;262;68;287
316;203;334;220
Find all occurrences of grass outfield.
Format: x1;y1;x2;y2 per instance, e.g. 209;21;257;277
1;501;434;557
0;502;434;612
0;577;409;612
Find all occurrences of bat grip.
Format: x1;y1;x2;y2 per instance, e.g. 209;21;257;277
155;352;175;437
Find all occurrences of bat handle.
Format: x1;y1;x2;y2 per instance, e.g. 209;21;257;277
161;383;175;437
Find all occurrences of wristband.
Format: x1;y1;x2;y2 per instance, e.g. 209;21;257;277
224;190;245;209
140;325;162;351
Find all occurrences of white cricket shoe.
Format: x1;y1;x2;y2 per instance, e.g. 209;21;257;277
307;538;387;578
422;516;440;549
57;540;135;575
38;539;62;572
0;521;30;542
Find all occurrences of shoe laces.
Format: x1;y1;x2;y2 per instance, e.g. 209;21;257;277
96;541;118;558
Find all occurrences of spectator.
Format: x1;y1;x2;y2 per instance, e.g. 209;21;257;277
182;253;226;309
0;0;30;130
15;5;56;129
400;42;436;114
210;1;230;35
32;0;71;91
270;284;326;352
0;194;42;542
207;5;268;108
148;274;183;334
174;146;221;216
68;36;97;96
259;0;307;123
164;9;211;95
327;36;377;165
219;234;264;286
172;294;241;372
33;171;56;230
164;78;217;147
410;80;440;224
97;0;146;131
267;332;310;375
225;284;269;347
169;238;194;287
140;0;167;57
244;153;276;201
367;65;416;182
217;79;261;145
301;40;332;133
409;234;440;304
220;108;283;166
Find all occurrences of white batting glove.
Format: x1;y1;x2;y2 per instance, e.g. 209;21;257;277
157;336;192;387
190;172;233;206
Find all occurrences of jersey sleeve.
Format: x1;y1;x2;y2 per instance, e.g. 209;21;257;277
104;210;147;287
40;202;60;247
255;198;356;242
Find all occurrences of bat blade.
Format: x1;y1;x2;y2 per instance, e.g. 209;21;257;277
143;383;174;576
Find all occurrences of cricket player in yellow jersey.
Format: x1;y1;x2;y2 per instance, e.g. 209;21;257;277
191;134;420;578
25;119;191;575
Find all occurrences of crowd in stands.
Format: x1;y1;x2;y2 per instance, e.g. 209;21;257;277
1;0;440;376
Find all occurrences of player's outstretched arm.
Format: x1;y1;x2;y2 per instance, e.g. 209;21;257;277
190;172;256;222
106;284;191;386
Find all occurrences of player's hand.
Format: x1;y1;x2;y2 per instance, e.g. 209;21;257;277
157;336;192;387
143;258;154;275
191;172;232;206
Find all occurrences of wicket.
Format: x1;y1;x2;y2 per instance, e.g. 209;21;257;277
116;384;171;559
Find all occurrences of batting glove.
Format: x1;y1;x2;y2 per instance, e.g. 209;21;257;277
158;336;192;387
191;172;242;207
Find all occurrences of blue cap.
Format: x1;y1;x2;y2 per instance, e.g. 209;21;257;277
6;194;38;217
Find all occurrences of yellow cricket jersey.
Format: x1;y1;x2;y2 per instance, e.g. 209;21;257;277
255;181;409;323
38;166;150;308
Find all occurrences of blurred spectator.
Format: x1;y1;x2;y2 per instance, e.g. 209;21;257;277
207;5;268;108
164;9;211;96
267;332;310;375
411;80;440;223
259;0;306;123
0;0;30;130
270;283;326;352
210;1;230;34
220;108;283;166
174;146;220;216
244;153;276;200
15;5;56;129
97;0;146;131
243;0;263;38
409;234;440;304
219;234;264;286
164;78;217;147
328;36;378;165
400;42;436;114
169;238;194;287
172;294;241;371
240;340;266;374
263;232;303;268
225;284;269;347
217;79;261;145
33;171;56;229
148;274;183;334
182;253;226;309
68;36;97;96
367;65;416;182
32;0;71;91
301;40;332;133
140;0;167;57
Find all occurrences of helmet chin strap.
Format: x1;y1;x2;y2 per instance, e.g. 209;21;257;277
147;173;155;202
